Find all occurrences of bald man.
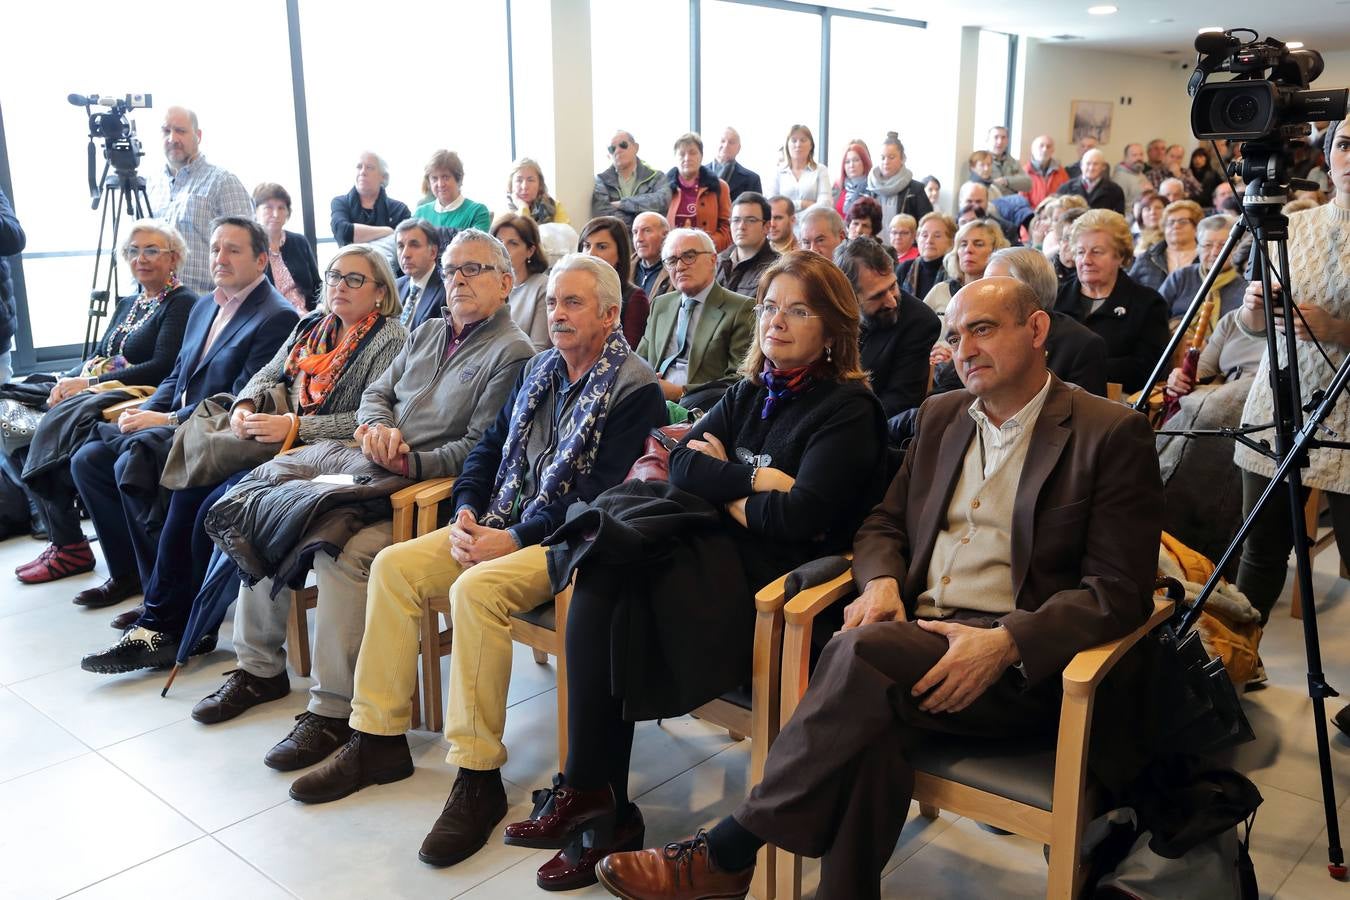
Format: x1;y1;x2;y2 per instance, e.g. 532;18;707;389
146;106;253;294
1023;134;1068;207
1056;148;1126;214
713;127;763;202
598;277;1162;899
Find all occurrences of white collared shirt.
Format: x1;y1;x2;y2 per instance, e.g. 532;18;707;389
967;374;1053;478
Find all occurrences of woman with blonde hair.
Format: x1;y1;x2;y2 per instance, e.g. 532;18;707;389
504;157;569;224
922;218;1008;316
769;124;829;209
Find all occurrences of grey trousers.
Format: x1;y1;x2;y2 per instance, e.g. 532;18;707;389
233;520;394;719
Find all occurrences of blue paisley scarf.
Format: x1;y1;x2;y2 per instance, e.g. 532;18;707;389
481;332;630;528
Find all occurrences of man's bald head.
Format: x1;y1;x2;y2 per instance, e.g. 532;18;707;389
161;106;202;169
944;277;1050;404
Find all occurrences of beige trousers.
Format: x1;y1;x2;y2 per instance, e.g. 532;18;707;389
348;525;553;770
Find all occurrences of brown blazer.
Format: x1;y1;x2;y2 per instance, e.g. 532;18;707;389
852;375;1162;687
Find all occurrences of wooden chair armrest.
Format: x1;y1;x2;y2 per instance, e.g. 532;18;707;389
783;559;856;625
391;477;441;510
1061;598;1173;698
100;397;146;422
414;478;457;509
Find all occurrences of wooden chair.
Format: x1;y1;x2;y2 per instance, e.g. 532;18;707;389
1291;487;1348;619
773;565;1174;900
408;480;792;899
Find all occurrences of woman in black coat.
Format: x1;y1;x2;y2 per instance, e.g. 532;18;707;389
254;183;320;312
503;251;887;890
1053;209;1169;393
11;220;194;582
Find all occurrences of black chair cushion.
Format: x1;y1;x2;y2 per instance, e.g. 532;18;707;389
908;734;1057;811
512;601;556;631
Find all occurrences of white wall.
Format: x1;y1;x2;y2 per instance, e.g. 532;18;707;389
1013;39;1196;166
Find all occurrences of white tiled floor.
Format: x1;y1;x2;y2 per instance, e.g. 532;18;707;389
3;532;1350;899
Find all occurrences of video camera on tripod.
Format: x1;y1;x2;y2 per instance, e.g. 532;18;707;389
1141;28;1350;882
67;92;154;358
68;93;152;209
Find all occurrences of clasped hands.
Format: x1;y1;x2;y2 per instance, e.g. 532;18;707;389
228;401;295;443
353;421;409;473
841;576;1021;714
447;508;518;567
686;432;795;525
47;376;92;407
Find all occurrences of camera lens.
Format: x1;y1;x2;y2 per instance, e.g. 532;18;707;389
1223;93;1261;127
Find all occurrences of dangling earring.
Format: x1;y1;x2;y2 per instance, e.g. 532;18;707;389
824;344;833;362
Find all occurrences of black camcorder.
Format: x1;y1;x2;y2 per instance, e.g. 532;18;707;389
1188;29;1347;142
69;92;152;201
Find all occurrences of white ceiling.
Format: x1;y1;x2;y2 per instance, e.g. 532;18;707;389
823;0;1350;58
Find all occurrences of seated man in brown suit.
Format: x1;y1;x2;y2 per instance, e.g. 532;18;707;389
595;276;1164;900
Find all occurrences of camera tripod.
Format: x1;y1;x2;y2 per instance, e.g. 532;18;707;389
84;167;152;360
1136;144;1346;879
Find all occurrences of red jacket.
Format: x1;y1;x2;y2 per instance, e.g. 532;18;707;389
665;166;731;251
1023;160;1069;208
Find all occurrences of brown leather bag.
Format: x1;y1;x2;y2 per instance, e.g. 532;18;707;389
626;423;695;482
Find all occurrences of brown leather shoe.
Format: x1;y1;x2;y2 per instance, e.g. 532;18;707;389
536;804;645;892
288;731;413;804
111;605;145;630
191;669;290;724
596;830;754;900
264;712;353;771
503;774;615;849
74;576;141;608
417;768;508;867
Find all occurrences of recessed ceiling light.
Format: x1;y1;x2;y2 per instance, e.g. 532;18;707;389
1198;26;1224;34
1287;41;1305;49
1087;4;1118;13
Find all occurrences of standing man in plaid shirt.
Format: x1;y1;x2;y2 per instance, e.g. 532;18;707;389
146;106;252;295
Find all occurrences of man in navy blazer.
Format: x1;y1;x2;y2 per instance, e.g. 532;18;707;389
394;218;446;331
68;217;298;608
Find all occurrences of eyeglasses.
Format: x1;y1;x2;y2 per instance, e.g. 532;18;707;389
754;302;823;322
1164;218;1196;228
729;216;763;226
662;249;713;270
442;262;499;279
324;269;371;289
122;246;167;261
607;140;631;155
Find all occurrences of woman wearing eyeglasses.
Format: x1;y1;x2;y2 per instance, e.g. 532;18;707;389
80;244;409;671
590;130;672;228
0;220;195;540
504;251;887;889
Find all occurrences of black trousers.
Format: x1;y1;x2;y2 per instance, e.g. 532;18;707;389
734;615;1059;900
1236;470;1350;624
560;564;636;808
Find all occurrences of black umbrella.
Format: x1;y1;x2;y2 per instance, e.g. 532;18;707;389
160;546;241;696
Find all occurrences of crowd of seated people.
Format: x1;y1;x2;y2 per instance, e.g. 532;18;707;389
3;98;1347;899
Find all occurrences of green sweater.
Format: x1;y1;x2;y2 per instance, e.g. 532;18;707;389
413;197;491;231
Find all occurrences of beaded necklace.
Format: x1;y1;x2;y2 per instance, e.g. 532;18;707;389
105;274;181;356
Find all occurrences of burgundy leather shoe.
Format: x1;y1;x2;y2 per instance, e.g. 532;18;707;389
596;829;754;900
536;804;645;892
74;576;142;608
502;773;615;850
111;605;145;631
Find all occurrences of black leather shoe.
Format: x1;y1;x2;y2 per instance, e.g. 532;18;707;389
80;627;179;674
265;712;354;771
289;732;414;804
192;669;291;724
1334;705;1350;738
111;605;145;631
418;768;508;867
73;576;142;608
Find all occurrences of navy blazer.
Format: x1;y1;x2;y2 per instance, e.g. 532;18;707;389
144;279;299;421
397;270;447;331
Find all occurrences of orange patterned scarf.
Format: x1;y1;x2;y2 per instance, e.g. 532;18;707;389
285;310;381;415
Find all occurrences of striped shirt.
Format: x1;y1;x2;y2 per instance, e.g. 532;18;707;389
146;153;252;295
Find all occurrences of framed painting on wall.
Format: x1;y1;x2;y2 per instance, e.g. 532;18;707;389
1070;100;1113;145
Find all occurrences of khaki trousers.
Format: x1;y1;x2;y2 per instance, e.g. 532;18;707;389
348;525;553;770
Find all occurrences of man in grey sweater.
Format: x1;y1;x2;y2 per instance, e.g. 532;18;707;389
190;230;537;773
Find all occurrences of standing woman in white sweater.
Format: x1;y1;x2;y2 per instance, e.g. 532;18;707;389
1234;117;1350;627
769;124;829;210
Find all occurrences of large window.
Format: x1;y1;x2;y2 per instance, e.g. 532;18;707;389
973;30;1014;142
2;0;296;361
827;14;938;187
700;0;821;186
589;0;690;174
301;0;512;268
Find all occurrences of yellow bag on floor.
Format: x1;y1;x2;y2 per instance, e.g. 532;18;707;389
1158;532;1263;685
